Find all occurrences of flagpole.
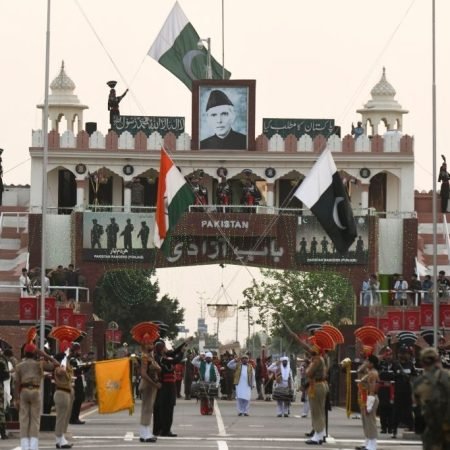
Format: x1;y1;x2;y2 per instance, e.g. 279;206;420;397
221;0;225;79
40;0;51;352
431;0;438;349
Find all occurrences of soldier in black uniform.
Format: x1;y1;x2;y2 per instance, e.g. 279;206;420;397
153;338;192;437
137;221;150;249
106;218;119;251
120;218;134;250
69;343;90;425
378;348;396;435
90;219;103;249
392;345;417;437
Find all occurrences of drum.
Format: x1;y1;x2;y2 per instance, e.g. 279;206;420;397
207;384;219;397
192;381;219;398
272;386;295;402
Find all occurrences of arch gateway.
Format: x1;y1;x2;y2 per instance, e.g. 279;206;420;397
1;65;426;354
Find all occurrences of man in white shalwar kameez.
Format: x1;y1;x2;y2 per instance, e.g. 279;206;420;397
268;356;294;417
227;355;255;416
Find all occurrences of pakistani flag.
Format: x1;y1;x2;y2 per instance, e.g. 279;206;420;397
154;147;195;255
294;148;357;253
148;1;231;90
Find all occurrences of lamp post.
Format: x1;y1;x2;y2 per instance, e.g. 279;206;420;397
198;37;212;79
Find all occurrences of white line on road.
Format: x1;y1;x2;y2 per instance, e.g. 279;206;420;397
214;401;229;437
217;440;228;450
123;431;134;441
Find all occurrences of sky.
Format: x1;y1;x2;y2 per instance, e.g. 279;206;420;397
1;0;449;343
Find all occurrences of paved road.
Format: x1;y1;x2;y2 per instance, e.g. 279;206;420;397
1;398;422;450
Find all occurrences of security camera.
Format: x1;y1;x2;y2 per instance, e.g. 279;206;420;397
197;40;204;50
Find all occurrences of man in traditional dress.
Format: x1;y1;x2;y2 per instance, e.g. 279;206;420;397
227;354;255;416
192;352;220;415
268;356;294;417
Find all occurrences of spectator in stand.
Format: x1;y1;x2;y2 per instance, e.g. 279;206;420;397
393;274;408;306
369;274;380;305
48;265;66;289
409;273;422;306
422;275;433;303
438;270;450;299
19;268;31;297
65;264;79;302
362;276;371;306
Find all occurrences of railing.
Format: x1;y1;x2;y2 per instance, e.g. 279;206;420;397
0;284;90;303
0;211;29;235
358;289;447;307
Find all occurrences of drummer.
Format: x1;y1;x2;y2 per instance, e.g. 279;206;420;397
192;352;220;415
268;356;294;417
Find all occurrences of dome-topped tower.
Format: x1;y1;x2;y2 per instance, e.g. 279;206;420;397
37;61;88;133
357;67;408;135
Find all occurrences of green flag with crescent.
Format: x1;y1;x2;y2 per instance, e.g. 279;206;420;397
148;1;231;90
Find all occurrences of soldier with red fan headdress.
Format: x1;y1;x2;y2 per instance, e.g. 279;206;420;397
283;320;335;445
354;325;385;450
14;334;59;450
131;321;161;443
49;326;84;449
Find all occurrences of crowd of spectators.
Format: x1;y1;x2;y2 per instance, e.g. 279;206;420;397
19;264;86;303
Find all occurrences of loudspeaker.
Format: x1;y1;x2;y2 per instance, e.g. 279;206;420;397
85;122;97;136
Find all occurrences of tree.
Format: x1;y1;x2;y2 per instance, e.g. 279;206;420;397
94;269;184;342
242;269;354;339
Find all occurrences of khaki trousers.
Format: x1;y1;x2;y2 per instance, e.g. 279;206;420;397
54;389;73;437
140;381;157;426
309;381;328;433
361;395;379;439
19;387;41;438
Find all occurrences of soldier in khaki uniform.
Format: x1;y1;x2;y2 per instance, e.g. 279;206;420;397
14;343;58;450
413;347;450;450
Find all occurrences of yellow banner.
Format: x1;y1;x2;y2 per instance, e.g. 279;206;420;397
95;357;133;414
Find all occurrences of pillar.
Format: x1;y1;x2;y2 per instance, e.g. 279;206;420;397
76;179;86;209
266;182;274;207
124;182;132;213
360;183;369;211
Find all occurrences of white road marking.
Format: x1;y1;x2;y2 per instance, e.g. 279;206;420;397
80;407;99;418
214;401;229;437
248;425;265;428
178;424;193;427
217;440;229;450
124;431;134;441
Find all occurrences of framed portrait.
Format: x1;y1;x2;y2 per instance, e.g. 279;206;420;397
192;80;256;151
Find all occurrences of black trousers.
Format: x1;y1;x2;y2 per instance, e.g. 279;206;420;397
153;382;176;435
378;400;394;432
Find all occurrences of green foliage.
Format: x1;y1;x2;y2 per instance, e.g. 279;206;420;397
242;269;354;338
94;269;184;342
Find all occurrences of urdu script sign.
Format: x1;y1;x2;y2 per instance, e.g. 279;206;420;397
262;118;336;139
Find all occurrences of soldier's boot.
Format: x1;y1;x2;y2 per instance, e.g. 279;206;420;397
20;437;30;449
0;424;8;439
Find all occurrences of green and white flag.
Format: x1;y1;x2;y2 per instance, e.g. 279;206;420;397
148;1;231;90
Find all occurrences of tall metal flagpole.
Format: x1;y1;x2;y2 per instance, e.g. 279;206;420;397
221;0;225;79
40;0;51;351
431;0;439;349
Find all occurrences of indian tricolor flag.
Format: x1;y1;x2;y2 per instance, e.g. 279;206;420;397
154;148;195;255
148;1;231;90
